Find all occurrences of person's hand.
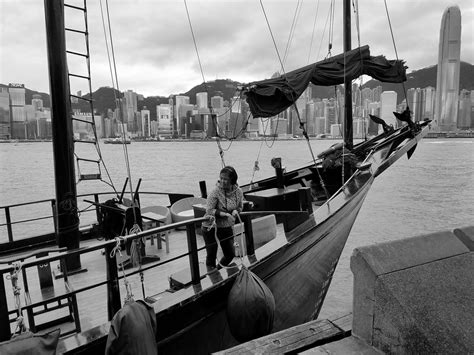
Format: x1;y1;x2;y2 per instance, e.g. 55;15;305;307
231;210;239;217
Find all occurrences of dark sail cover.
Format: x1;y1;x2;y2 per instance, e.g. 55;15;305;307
242;45;406;118
227;266;275;342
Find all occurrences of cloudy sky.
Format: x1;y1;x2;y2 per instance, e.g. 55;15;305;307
1;0;473;98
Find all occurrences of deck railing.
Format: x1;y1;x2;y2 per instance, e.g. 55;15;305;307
0;191;181;253
0;215;217;342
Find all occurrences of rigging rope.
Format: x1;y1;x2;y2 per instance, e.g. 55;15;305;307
259;0;329;198
282;0;303;66
184;0;226;167
383;0;408;104
307;0;321;64
101;0;139;226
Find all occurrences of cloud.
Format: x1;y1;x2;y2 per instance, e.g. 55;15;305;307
1;0;473;98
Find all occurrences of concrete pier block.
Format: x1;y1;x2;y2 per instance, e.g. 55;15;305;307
351;227;474;354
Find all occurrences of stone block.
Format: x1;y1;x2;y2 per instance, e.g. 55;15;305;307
350;229;471;349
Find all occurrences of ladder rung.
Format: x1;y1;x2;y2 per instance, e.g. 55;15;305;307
69;73;90;80
76;157;100;164
74;139;96;144
70;95;92;103
64;3;86;12
79;174;102;181
66;50;89;58
65;27;87;35
73;117;96;125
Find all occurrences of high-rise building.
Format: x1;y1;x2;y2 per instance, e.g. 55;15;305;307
196;92;208;109
8;84;26;139
174;95;190;134
0;88;10;139
434;6;461;132
123;90;138;130
211;96;224;109
157;104;173;138
380;91;397;131
457;90;472;129
141;107;151;137
421;87;436;121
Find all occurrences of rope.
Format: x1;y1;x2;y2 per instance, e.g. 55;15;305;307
6;261;27;335
184;0;226;167
101;0;139;224
383;0;408;104
307;0;321;64
110;237;134;304
282;0;303;66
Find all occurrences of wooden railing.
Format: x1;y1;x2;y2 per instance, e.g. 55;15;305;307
0;215;214;342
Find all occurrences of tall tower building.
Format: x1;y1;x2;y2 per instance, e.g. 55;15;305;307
174;95;190;134
434;6;461;132
0;88;10;139
196;92;208;109
380;91;397;131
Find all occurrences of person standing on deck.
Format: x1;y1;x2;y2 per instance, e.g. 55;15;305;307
202;166;244;269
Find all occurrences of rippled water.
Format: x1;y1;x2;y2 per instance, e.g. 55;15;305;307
1;138;473;318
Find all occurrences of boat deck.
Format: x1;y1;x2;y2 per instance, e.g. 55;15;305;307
3;222;289;344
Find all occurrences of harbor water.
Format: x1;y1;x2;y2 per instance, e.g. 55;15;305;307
1;138;473;319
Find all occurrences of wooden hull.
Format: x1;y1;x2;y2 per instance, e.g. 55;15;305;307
155;175;372;354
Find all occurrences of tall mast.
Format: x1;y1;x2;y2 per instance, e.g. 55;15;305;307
44;0;82;271
343;0;353;149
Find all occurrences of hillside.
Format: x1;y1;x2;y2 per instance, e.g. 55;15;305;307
2;62;472;117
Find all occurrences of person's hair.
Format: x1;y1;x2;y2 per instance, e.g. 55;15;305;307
220;166;238;185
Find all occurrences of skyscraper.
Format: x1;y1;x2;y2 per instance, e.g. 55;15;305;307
380;91;397;131
434;6;461;132
196;92;208;109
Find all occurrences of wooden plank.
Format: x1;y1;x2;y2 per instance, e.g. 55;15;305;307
214;319;344;354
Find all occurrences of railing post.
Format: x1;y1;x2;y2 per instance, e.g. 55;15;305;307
94;193;101;223
186;223;200;285
299;187;313;214
243;216;255;256
5;207;13;243
104;243;121;320
0;271;10;341
51;199;58;235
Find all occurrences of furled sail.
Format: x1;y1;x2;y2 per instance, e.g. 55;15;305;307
242;45;406;118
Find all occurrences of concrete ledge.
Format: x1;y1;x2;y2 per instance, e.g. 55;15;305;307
351;227;474;354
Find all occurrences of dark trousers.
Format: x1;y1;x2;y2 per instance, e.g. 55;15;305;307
202;226;235;267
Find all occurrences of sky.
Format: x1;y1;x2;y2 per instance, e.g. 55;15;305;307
1;0;473;98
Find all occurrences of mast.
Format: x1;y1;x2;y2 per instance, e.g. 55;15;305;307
44;0;82;271
343;0;353;149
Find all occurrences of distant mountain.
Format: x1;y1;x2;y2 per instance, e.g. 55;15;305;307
2;62;472;116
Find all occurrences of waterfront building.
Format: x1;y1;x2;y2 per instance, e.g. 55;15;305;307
211;96;223;109
330;124;342;138
157;104;173;138
457;90;472;129
196;92;208;109
380;91;397;131
421;87;436;121
141;107;151;137
434;5;461;132
174;95;190;134
123;90;138;131
8;84;26;139
0;89;11;139
407;88;423;122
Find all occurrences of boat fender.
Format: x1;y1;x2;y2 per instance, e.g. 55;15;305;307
317;142;344;159
226;266;275;342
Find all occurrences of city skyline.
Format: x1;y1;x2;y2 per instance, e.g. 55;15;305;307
1;1;473;97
